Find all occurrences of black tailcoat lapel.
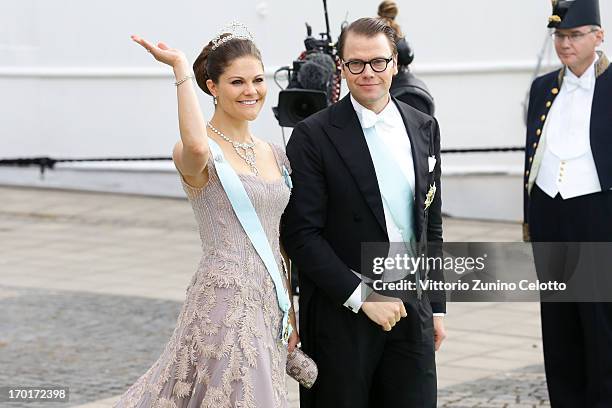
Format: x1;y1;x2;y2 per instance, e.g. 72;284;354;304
393;96;432;241
325;96;388;236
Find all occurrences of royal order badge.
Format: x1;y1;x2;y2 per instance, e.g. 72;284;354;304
424;183;437;210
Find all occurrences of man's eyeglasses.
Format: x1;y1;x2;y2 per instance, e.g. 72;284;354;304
342;56;394;75
552;29;599;43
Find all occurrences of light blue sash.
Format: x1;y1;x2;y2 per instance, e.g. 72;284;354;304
363;126;422;297
207;138;293;344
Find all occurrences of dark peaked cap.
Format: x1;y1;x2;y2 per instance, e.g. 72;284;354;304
548;0;601;29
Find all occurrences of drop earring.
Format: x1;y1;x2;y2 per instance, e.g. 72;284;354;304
213;96;218;105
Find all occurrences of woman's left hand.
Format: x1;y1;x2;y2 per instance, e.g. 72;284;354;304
288;325;300;353
287;309;300;353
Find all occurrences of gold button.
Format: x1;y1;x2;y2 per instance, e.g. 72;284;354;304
546;101;552;108
562;160;566;165
529;157;533;163
552;88;559;95
525;183;529;189
525;170;530;176
536;129;542;136
533;142;538;149
541;115;546;121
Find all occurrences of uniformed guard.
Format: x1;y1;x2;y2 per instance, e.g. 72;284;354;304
523;0;612;406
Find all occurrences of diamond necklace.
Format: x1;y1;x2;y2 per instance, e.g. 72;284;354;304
207;122;258;176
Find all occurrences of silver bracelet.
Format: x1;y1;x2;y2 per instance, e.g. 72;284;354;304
174;75;193;87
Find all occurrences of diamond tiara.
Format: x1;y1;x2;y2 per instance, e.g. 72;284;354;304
211;21;254;51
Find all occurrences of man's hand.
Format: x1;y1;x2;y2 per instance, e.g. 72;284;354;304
361;292;407;331
433;315;446;351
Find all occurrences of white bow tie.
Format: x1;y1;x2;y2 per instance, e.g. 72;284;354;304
361;109;384;129
564;75;594;93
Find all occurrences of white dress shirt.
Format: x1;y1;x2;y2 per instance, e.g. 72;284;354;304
343;95;444;316
536;54;602;199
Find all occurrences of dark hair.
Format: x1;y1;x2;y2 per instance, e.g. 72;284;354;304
377;0;403;38
337;17;398;60
193;34;263;96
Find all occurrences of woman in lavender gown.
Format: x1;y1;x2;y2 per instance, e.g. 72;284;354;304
114;23;299;408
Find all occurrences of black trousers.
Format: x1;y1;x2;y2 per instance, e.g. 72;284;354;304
530;185;612;407
299;292;436;408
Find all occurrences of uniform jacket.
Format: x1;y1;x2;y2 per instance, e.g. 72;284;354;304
523;52;611;241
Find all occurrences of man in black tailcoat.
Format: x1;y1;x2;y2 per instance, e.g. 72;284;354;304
282;17;446;408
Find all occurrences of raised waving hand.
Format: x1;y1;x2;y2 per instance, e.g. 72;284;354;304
131;35;187;68
131;34;210;187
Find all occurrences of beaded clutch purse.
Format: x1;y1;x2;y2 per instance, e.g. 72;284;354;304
286;347;318;389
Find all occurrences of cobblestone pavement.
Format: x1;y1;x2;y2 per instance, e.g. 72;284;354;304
0;285;550;408
0;285;180;408
0;186;550;407
438;365;549;407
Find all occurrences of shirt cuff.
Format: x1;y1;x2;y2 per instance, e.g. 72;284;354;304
432;313;446;317
343;282;373;313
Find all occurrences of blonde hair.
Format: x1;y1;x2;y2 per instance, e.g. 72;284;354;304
377;0;403;38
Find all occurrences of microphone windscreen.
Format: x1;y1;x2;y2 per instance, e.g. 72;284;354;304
297;62;330;91
304;53;335;74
